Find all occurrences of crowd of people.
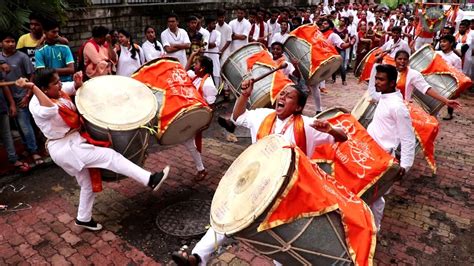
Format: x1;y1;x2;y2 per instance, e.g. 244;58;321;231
0;1;470;262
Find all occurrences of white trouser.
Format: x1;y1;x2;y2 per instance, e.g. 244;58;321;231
183;138;205;171
415;37;433;51
309;82;323;112
214;76;221;90
370;196;385;232
73;145;151;222
192;227;282;266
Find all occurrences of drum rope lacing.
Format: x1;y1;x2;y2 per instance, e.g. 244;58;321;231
235;215;352;264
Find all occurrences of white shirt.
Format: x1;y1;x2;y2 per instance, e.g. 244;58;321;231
267;19;281;39
368;65;430;102
187;70;217;104
380;38;411;58
436;50;462;71
271;32;290;45
116;45;145;77
232;108;335;157
326;32;345;49
207;30;221;77
250;21;270;43
161;28;191;66
367;91;416;170
199;27;210;50
29;82;76;140
229;18;251;53
142;40;165;62
216;22;232;62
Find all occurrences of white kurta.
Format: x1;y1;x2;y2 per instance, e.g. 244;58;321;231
142;40;165;62
249;21;270;43
267;19;281;41
199;27;210;50
436;50;462;71
216;22;232;63
455;32;472;76
187;70;217;105
380;38;411;58
206;30;221;78
232;108;335;158
271;32;289;45
367;91;416;170
229;18;251;53
116;45;145;77
161;28;191;66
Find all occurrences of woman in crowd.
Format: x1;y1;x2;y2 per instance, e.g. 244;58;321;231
115;29;145;77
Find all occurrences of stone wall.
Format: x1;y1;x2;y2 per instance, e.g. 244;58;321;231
63;0;320;54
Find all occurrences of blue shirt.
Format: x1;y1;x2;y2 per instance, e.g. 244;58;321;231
35;43;74;82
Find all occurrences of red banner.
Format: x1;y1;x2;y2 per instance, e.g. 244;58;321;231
312;113;396;196
259;146;376;266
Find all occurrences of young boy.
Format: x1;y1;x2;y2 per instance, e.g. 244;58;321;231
17;69;170;231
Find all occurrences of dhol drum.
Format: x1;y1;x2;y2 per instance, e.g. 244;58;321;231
409;44;472;115
350;91;377;129
76;75;158;179
314;108;401;204
132;57;212;145
211;135;356;265
284;25;342;86
221;43;285;109
354;47;379;79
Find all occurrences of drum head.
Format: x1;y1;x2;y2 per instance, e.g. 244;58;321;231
76;76;158;131
159;107;212;145
211;135;293;235
315;107;349;120
409;44;434;72
307;55;343;86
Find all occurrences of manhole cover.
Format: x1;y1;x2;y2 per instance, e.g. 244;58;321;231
156;199;211;237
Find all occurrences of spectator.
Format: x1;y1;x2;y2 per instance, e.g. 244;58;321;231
229;6;251;53
16;13;44;67
116;29;145;77
80;26;117;79
187;16;205;56
270;20;290;45
161;13;191;66
206;16;221;87
142;25;165;62
0;33;43;165
35;19;74;82
267;9;281;42
216;9;232;63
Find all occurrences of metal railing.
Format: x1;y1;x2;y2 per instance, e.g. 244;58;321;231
91;0;220;4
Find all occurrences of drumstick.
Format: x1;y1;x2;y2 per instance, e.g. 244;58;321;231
0;81;17;87
252;63;288;83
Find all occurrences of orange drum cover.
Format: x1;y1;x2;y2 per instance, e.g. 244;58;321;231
358;47;395;83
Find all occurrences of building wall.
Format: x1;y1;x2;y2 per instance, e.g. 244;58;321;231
62;0;318;53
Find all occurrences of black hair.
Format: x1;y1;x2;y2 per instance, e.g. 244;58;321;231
42;19;60;32
33;68;57;91
271;9;280;14
391;26;402;34
187;15;198;23
144;25;155;34
271;42;284;50
28;12;44;24
440;34;456;46
293;84;308;113
395;49;409;59
321;18;334;29
92;26;109;38
375;64;398;83
249;10;257;16
167;13;179;21
460;20;470;27
118;29;138;60
0;32;17;42
197;55;214;77
236;5;245;12
217;9;226;17
206;16;217;24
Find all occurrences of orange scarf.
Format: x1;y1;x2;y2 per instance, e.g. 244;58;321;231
322;29;334;40
257;112;306;155
192;73;210;153
396;69;408;99
52;92;110;193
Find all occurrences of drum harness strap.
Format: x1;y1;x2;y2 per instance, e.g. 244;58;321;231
234;215;352;264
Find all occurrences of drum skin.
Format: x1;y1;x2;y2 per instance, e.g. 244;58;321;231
211;135;353;265
221;43;275;109
284;36;342;86
76;75;158;180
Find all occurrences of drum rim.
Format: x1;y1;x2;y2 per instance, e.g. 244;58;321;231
210;135;293;235
354;47;380;78
408;44;433;70
76;75;158;131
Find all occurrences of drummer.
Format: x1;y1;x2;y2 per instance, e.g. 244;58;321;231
184;49;218;180
377;26;411;58
270;42;300;81
171;81;347;266
368;50;461;111
16;69;170;231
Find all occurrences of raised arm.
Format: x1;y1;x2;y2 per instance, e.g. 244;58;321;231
232;79;253;121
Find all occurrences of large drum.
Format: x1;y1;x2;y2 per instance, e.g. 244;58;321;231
314;107;401;204
355;47;395;82
222;43;283;109
211;135;355;265
76;75;158;179
350;91;377;129
409;44;472;115
284;25;342;86
132;57;212;145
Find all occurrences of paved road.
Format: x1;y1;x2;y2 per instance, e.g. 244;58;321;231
0;73;472;265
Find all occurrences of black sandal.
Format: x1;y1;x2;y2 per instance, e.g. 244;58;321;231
171;248;200;266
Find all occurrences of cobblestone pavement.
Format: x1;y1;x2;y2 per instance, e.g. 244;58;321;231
0;73;472;265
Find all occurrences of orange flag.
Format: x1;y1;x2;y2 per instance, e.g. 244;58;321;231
420;53;472;97
289;24;339;78
260;147;376;266
406;103;439;173
132;59;209;137
312;113;396;197
246;50;294;104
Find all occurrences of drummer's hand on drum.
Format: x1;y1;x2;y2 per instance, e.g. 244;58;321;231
73;71;83;89
445;99;461;109
310;120;332;133
241;79;254;98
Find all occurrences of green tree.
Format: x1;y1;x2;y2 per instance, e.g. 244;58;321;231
0;0;88;36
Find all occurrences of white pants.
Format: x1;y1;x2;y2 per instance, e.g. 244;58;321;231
214;76;221;90
192;227;282;266
309;82;324;112
370;196;385;232
72;145;151;222
415;37;433;51
183;138;205;171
